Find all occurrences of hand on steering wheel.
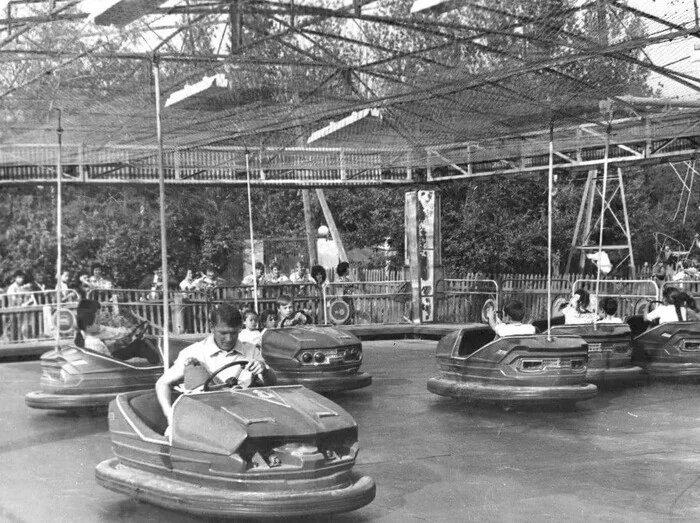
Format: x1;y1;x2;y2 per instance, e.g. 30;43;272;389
202;360;249;392
129;320;150;341
280;310;312;328
647;300;663;313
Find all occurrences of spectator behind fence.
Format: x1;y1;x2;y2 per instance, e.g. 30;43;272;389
266;263;290;284
180;269;198;291
242;262;266;286
6;270;34;307
80;263;114;293
311;265;327;288
196;268;224;291
56;270;78;302
289;261;314;284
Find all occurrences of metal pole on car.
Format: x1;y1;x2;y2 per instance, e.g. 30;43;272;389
245;151;259;312
547;122;553;341
152;56;170;369
594;125;611;330
55;108;63;348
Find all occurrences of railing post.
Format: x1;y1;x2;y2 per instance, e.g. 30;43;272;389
172;293;185;334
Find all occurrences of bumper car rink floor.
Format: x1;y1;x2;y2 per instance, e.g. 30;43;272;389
2;339;700;522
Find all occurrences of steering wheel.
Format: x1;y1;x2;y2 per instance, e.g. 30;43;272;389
280;310;312;328
202;360;249;392
647;300;663;313
128;320;150;341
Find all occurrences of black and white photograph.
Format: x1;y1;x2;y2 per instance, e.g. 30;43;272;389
2;1;700;521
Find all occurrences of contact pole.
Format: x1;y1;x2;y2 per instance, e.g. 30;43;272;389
547;122;553;340
55;109;63;348
594;125;611;328
245;152;259;312
152;57;170;369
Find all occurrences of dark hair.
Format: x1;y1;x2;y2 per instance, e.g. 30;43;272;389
336;261;350;277
600;297;618;317
276;293;293;306
255;262;265;271
74;299;101;347
90;263;103;272
311;265;327;284
12;270;26;279
259;309;277;326
574;289;591;312
209;303;242;328
503;299;526;322
242;309;258;321
672;291;698;320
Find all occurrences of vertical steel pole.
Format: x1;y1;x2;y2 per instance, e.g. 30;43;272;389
594;126;611;328
55;109;63;347
152;57;170;368
547;123;553;340
245;152;259;312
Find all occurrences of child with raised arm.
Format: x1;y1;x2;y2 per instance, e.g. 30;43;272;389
487;299;536;338
563;289;597;325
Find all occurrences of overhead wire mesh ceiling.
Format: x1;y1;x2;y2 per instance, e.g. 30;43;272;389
1;0;700;174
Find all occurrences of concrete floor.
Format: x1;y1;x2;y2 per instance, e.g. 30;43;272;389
2;340;700;522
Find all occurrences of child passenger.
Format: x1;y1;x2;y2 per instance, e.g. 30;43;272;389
259;309;278;332
487;299;536;338
563;289;597;325
74;299;134;358
276;294;309;327
238;309;262;348
598;297;623;323
645;286;700;324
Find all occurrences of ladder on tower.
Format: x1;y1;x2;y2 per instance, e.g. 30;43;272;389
565;168;636;278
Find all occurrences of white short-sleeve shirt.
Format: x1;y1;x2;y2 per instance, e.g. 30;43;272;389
647;304;686;324
172;335;265;386
494;322;536;337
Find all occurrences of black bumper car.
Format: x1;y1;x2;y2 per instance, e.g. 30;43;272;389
427;324;597;405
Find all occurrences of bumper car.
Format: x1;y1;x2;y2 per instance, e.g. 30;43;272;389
263;320;371;392
534;321;643;384
25;325;196;411
427;324;597;405
95;365;376;519
629;315;700;378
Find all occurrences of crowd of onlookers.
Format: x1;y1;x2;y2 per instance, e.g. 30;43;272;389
0;260;353;306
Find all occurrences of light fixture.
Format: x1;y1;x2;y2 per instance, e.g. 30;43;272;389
410;0;465;14
307;108;382;144
80;0;166;27
164;73;230;108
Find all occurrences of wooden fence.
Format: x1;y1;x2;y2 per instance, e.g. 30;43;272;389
0;273;691;348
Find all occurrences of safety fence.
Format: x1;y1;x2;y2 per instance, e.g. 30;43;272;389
0;290;81;345
0;277;693;348
434;279;499;323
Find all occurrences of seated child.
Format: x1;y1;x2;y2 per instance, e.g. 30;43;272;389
259;309;278;332
598;297;622;323
645;286;700;324
563;289;597;325
487;299;536;338
276;294;309;327
237;309;262;348
74;299;133;357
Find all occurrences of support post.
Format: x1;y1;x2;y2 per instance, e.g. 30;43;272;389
405;190;443;323
404;192;422;323
152;57;170;367
302;189;317;266
315;188;348;262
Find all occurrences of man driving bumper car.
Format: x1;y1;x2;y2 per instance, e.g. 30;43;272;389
155;304;276;428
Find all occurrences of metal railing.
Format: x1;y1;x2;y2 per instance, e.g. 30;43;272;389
0;289;80;344
572;279;660;318
434;279;499;323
